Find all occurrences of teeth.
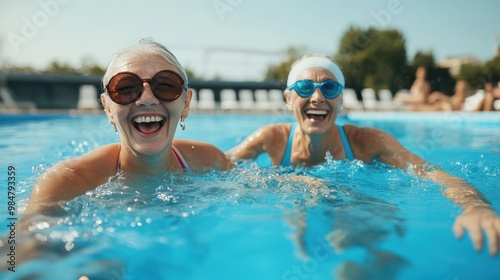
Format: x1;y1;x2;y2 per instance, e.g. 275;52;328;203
134;116;164;123
305;109;327;115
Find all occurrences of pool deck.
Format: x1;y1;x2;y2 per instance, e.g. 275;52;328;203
346;111;500;123
1;107;499;124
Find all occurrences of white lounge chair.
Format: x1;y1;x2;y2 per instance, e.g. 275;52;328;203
220;89;238;111
462;90;485;112
238;89;255;111
0;87;37;113
361;88;378;111
494;100;500;111
77;85;100;110
268;89;286;112
197;89;217;111
342;88;363;111
378;89;396;111
254;89;271;112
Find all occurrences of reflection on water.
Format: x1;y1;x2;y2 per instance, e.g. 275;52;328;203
324;186;408;280
276;161;410;280
2;160;418;280
1;114;499;279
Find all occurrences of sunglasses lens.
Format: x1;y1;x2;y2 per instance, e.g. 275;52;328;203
108;74;142;105
107;71;185;104
151;71;184;101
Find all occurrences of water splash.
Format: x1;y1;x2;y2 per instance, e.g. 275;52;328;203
3;157;499;280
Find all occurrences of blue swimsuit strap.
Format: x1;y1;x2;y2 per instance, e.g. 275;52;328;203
280;123;296;166
280;123;354;166
338;124;354;160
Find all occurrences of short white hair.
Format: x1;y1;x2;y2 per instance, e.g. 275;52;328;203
102;38;188;90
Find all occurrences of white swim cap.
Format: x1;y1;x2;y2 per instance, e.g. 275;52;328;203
286;56;345;87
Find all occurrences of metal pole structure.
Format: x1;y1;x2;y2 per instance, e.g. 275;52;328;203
202;47;287;80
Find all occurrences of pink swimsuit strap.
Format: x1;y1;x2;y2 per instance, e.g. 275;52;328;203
116;145;190;173
171;145;190;172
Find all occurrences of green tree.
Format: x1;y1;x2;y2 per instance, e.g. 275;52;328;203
80;56;105;76
409;51;455;95
184;66;199;81
458;63;482;89
264;47;303;82
427;67;455;95
81;64;105;76
43;61;80;74
1;63;36;73
458;55;500;90
411;50;435;69
482;55;500;84
334;26;409;95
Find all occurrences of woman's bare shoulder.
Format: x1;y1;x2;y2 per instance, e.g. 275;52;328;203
172;139;217;152
64;143;120;172
26;143;121;214
172;139;232;170
260;122;292;140
343;124;388;139
342;124;395;160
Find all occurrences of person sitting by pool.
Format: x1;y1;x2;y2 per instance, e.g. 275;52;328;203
393;66;431;108
473;82;496;111
413;80;469;111
24;38;233;216
226;54;500;256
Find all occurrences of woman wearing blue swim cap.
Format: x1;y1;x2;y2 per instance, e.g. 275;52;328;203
227;54;500;256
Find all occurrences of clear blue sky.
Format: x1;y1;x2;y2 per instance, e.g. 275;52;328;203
1;0;499;81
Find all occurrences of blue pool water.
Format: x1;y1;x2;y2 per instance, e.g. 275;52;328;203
0;112;499;280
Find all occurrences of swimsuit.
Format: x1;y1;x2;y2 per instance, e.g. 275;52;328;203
171;145;190;172
280;122;354;166
116;144;190;173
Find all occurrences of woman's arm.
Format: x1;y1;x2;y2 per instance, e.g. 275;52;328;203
225;124;282;164
363;128;500;255
424;170;500;255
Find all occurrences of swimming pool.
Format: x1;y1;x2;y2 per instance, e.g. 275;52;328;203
0;112;499;280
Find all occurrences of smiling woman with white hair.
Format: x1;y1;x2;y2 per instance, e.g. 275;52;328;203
226;54;500;256
25;38;233;215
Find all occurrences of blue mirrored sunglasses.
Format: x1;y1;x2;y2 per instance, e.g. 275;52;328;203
287;80;344;99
